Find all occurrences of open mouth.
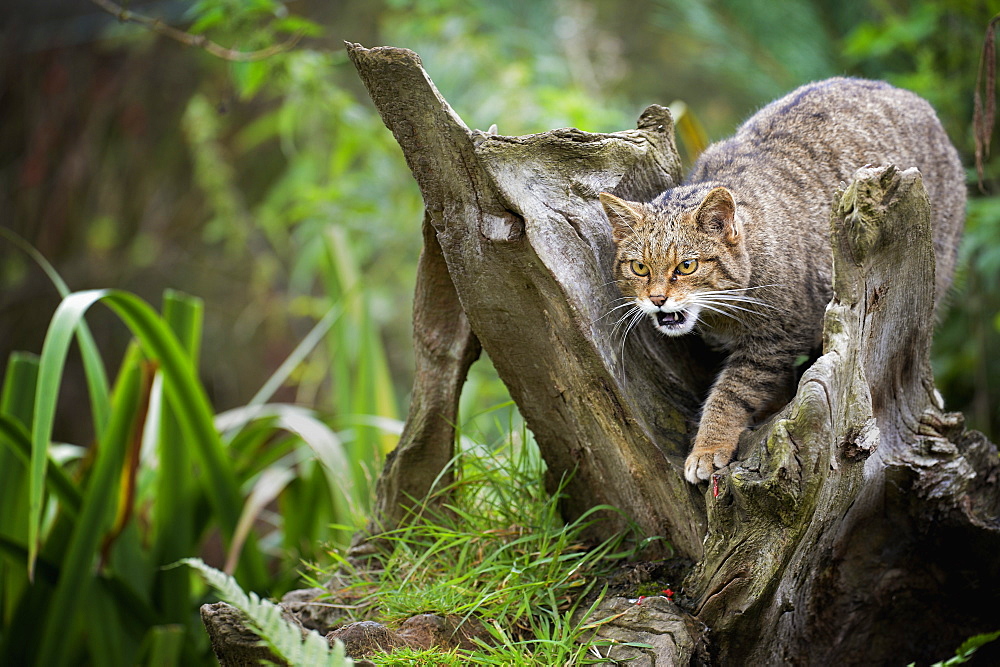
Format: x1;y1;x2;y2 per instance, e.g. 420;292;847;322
655;310;687;330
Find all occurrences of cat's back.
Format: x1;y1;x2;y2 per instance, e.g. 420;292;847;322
690;78;960;197
686;77;965;302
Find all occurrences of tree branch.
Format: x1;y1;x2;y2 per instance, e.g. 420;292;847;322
89;0;303;62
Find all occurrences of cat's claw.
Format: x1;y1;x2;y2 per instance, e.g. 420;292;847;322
684;448;733;484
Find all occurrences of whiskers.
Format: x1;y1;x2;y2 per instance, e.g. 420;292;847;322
595;284;783;376
592;296;641;379
689;285;781;328
611;303;646;380
596;296;636;323
612;304;647;346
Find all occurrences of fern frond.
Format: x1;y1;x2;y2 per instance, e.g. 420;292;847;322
181;558;351;666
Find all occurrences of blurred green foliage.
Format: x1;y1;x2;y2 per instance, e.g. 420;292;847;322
5;1;991;443
0;270;382;663
0;0;998;663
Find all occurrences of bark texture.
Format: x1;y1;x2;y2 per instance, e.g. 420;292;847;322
346;43;717;561
201;602;289;666
205;45;1000;665
688;165;1000;664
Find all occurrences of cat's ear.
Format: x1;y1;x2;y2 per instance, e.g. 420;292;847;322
599;193;643;242
695;187;739;243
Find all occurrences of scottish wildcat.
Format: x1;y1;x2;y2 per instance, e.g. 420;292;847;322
600;78;965;484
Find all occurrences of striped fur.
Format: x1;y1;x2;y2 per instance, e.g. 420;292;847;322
600;78;965;484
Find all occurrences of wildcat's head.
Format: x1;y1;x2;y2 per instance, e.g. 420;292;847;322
599;187;751;337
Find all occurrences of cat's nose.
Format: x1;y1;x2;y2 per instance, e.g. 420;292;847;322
649;295;667;307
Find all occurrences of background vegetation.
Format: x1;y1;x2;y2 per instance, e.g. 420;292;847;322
1;0;997;663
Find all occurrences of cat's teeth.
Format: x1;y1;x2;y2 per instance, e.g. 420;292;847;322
656;310;686;328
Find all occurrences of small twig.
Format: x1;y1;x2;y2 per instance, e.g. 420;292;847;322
90;0;303;62
974;13;1000;191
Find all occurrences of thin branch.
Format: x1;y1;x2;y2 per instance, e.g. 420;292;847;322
90;0;303;62
974;13;1000;191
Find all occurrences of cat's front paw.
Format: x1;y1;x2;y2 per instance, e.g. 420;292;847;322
684;445;736;484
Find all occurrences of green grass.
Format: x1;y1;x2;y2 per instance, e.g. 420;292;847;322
370;647;466;666
317;427;656;665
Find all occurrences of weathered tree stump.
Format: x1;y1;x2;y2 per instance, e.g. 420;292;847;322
205;45;1000;665
346;43;715;562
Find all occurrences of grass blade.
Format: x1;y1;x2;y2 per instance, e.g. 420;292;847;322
247;303;343;411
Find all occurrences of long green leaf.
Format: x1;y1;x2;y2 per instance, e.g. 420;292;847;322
1;351;40;425
102;290;241;532
87;580;133;667
139;625;185;667
152;290;201;629
117;288;266;585
29;289;108;577
0;415;81;515
161;289;204;362
29;289;243;578
36;346;146;667
0;228;111;437
0;354;42;626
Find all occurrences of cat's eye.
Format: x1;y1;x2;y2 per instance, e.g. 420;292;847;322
676;259;699;275
629;260;650;277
